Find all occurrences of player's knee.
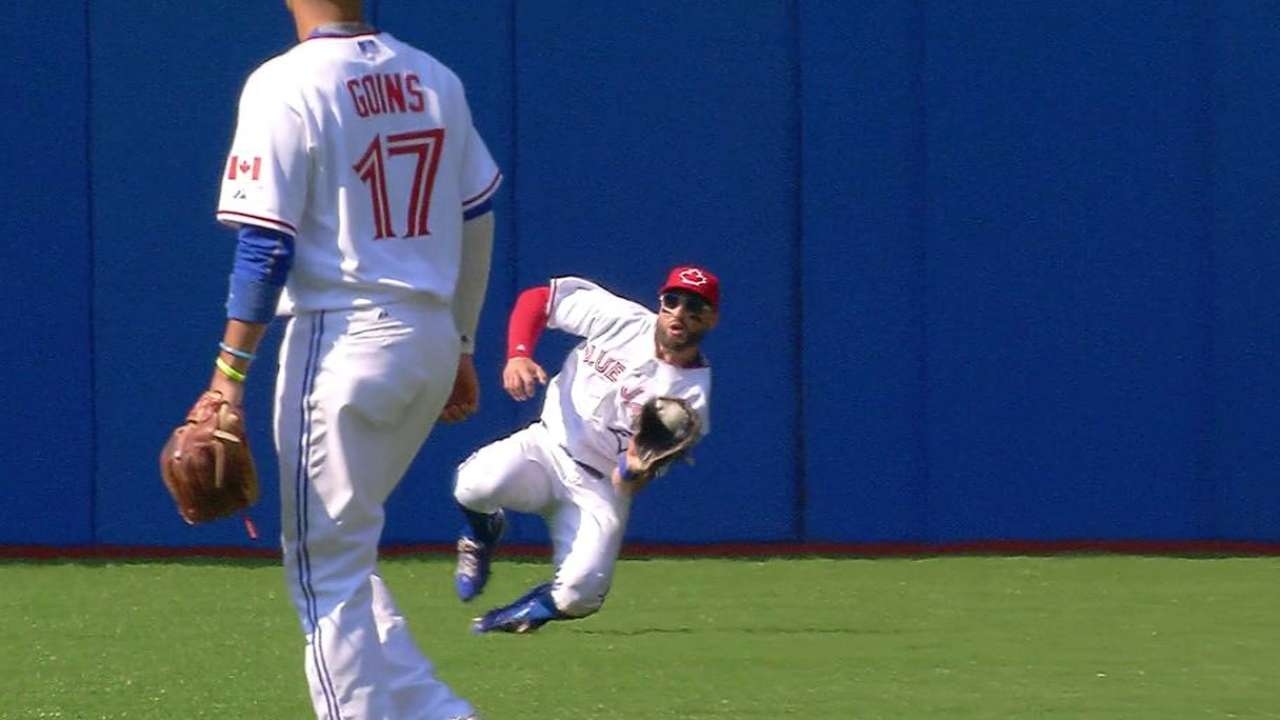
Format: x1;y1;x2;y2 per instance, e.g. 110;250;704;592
453;459;497;510
552;575;611;618
452;474;483;509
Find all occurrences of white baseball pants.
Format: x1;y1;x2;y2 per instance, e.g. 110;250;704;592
275;300;474;720
454;421;631;616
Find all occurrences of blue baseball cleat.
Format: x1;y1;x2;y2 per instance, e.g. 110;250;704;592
454;509;505;602
471;582;562;634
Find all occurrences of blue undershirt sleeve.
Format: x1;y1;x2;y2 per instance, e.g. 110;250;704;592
225;224;294;323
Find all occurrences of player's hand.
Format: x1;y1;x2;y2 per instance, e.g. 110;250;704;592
503;357;548;402
440;354;480;423
610;439;654;497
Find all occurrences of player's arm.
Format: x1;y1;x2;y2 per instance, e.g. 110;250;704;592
545;277;648;338
502;284;551;401
209;64;306;403
502;276;644;401
440;209;495;422
207;225;295;405
445;85;504;418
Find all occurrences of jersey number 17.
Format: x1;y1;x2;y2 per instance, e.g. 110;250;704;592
353;127;445;239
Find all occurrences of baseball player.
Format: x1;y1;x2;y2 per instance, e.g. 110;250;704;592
205;1;498;717
452;267;719;633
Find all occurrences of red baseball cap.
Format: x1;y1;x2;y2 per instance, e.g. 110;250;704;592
660;265;720;307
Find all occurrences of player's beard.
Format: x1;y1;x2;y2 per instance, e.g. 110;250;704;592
656;323;707;353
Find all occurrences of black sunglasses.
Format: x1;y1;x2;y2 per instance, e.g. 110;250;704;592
660;292;711;315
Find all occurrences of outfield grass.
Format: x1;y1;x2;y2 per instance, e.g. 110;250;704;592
1;555;1276;719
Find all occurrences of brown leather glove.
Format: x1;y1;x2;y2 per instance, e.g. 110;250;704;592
159;391;259;525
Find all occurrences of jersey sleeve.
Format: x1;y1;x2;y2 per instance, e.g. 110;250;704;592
457;91;502;215
546;277;652;340
215;65;309;236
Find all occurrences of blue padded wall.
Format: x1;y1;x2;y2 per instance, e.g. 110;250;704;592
0;3;92;544
919;1;1210;541
1209;2;1280;541
511;1;800;542
800;0;930;542
88;0;295;545
3;0;1279;548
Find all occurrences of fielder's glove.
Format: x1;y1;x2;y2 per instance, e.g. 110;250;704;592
626;396;701;480
159;391;259;526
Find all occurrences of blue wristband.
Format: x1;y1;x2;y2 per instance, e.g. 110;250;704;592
219;342;256;361
617;454;632;482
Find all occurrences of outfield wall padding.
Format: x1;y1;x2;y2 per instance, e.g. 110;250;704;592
2;0;1276;548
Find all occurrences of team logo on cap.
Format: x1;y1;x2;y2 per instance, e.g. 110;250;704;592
678;268;708;286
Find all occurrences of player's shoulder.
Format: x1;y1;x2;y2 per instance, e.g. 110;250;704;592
380;34;463;77
550;276;643;305
233;53;305;112
241;51;296;91
550;275;612;298
551;276;654;318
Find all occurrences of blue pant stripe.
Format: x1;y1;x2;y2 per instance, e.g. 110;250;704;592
293;312;341;719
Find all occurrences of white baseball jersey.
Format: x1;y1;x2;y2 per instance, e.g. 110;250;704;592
216;32;501;315
219;29;495;720
540;277;712;475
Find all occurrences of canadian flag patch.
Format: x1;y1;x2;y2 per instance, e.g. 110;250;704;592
227;155;262;181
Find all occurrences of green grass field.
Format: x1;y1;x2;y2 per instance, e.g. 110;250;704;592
2;555;1276;719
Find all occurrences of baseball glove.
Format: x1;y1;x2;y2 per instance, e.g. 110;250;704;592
630;396;702;478
159;391;259;525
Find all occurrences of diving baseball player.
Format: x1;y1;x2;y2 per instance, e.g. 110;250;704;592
452;267;719;633
204;1;499;717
